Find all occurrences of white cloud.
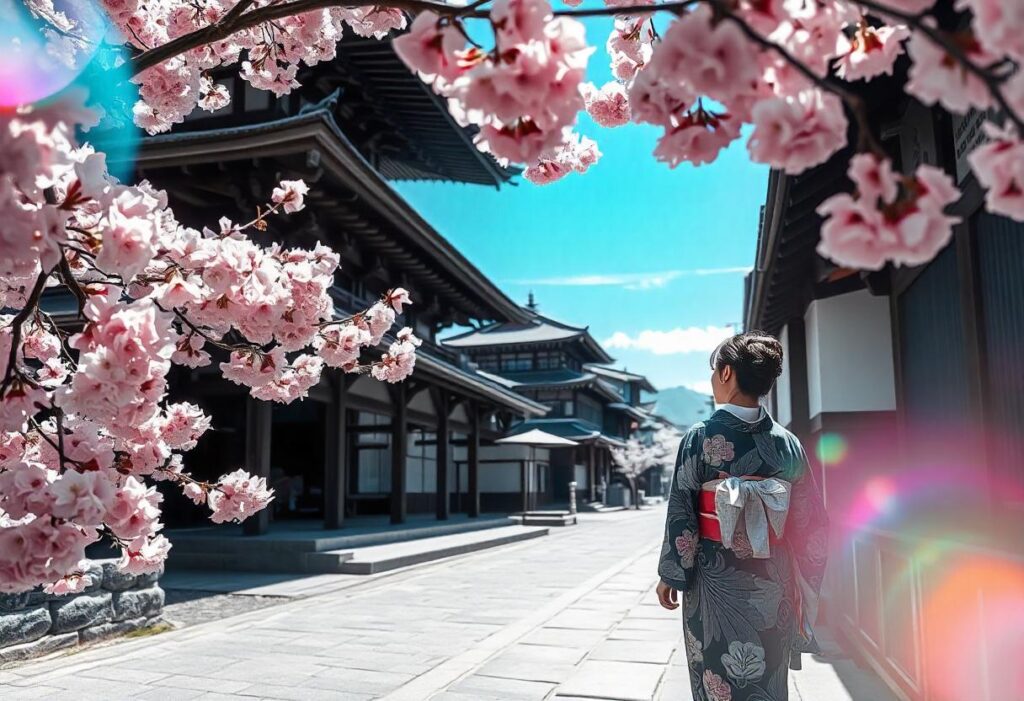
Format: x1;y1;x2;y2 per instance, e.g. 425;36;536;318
512;266;751;290
603;325;735;355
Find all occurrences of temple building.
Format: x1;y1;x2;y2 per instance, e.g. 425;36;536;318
78;33;561;551
442;298;657;508
743;74;1022;701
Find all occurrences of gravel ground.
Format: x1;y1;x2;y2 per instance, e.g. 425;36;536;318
162;589;285;628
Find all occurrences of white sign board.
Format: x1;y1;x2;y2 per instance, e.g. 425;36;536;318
952;109;993;184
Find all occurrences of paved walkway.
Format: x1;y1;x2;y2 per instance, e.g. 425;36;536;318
0;509;897;700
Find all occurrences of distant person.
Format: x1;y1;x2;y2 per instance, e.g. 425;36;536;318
656;332;828;701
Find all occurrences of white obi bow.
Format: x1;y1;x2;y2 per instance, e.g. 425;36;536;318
712;477;792;559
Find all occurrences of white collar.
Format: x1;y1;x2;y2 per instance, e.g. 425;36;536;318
717;403;764;423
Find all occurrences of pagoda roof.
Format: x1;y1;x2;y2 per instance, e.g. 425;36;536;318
505;419;626;448
162;35;515;188
607;402;651;421
443;311;614;363
490;369;623;402
115;108;530;327
584;364;657;393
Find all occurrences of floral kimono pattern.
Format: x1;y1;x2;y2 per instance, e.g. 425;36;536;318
658;410;829;701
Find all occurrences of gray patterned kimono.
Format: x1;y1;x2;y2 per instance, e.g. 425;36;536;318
658;410;828;701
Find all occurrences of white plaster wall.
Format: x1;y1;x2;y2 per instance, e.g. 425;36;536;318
573;464;589;488
804;289;897;418
775;324;793;427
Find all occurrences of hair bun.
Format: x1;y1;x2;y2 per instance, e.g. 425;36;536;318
711;331;784;397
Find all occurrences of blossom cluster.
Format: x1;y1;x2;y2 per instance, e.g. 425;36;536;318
394;0;592;167
0;97;416;592
94;0;408;134
816;153;961;270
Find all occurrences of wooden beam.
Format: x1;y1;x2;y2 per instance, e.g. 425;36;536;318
390;382;408;525
468;402;480;518
323;373;351;530
243;396;272;536
433;388;450;521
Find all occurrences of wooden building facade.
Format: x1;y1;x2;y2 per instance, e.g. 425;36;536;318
90;35;556;536
743;61;1024;701
443;304;657;508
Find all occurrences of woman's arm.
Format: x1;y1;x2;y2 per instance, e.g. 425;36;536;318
787;441;829;640
657;427;703;593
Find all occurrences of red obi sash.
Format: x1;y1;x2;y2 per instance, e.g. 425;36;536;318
697;476;783;545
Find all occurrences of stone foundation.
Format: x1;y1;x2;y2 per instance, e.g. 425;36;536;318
0;560;165;665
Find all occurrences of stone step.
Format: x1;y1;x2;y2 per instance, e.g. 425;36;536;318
510;511;578;527
329;525;549;575
301;550;355;574
167;516;515;557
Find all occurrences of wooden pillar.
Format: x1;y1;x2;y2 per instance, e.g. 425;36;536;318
435;391;450;521
243;395;272;536
323;374;349;530
520;459;529;513
588;443;597;501
390;382;407;525
468;404;480;517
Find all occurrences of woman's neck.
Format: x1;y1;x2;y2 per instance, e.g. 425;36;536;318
722;392;760;408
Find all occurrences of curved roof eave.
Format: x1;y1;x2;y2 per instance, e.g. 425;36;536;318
121;109;531;326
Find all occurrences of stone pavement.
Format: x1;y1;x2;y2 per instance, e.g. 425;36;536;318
0;509;897;700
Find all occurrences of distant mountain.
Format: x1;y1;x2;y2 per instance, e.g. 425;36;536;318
644;386;714;429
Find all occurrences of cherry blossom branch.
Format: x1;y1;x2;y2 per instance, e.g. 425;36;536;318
711;2;886;156
0;271;51;400
128;0;701;75
855;0;1024;134
57;253;88;315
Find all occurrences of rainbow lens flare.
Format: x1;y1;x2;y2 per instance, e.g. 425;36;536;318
0;0;109;108
815;432;848;465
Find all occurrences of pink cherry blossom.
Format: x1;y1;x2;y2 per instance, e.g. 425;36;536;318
958;0;1024;61
769;1;852;77
655;6;760;105
0;461;55;520
50;470;116;526
372;330;421;383
491;0;551;48
906;27;996;113
161;402;212;451
817;154;961;270
118;534;171;575
967;123;1024;222
392;11;466;82
748;90;848;175
655;106;741;168
583;81;631;128
208;469;274;524
386;287;413;314
182;482;206;505
817;194;893;270
105;476;163;542
523;131;601;185
44;570;90;596
836;24;910;82
315;324;370;368
271;179;309;213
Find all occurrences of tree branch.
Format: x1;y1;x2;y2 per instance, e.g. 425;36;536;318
856;0;1024;134
0;271;51;400
129;0;700;75
712;1;886;156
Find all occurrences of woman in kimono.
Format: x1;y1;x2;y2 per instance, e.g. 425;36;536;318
656;332;828;701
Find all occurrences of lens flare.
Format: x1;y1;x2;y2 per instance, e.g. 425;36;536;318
815;432;848;466
0;0;109;107
923;557;1024;701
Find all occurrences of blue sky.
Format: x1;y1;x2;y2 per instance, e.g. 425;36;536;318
395;17;768;394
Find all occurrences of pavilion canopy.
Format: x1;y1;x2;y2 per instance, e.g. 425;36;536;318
496;429;579;447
